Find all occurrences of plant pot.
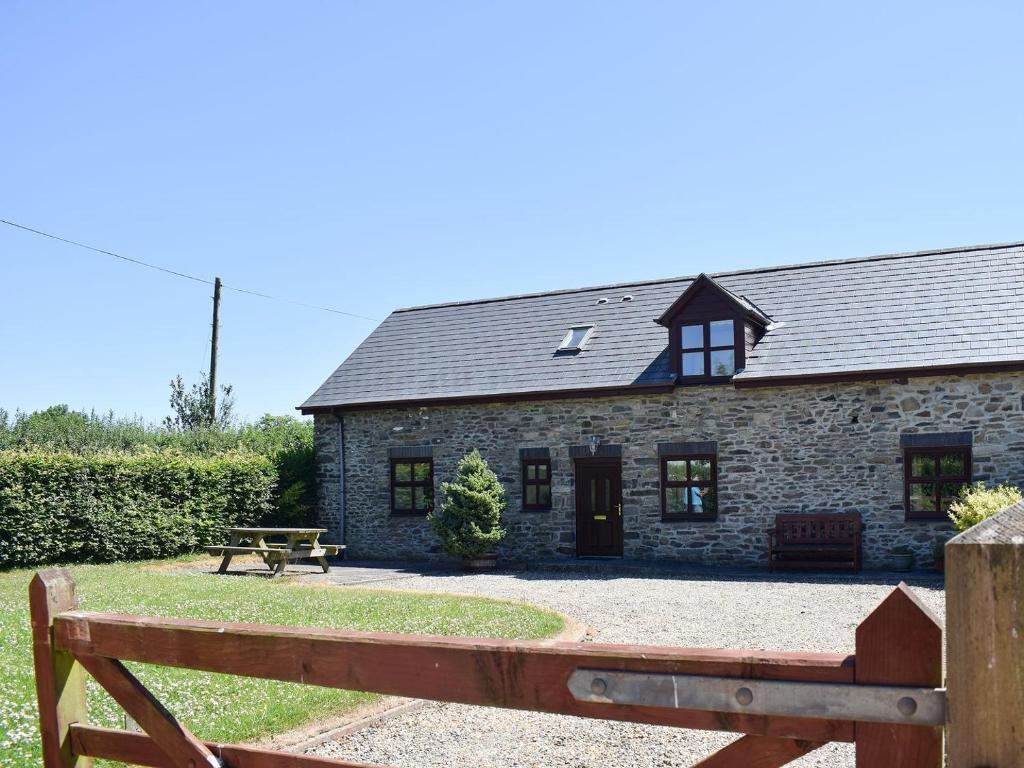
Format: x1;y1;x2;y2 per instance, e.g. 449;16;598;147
463;554;498;571
892;553;914;572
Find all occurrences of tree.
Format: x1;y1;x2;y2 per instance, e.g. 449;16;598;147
16;404;88;451
163;373;235;432
428;449;507;559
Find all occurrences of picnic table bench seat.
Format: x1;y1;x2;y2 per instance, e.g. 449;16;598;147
766;513;863;572
203;544;343;557
205;527;344;577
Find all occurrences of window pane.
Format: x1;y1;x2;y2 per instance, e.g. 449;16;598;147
909;483;936;512
709;349;735;376
393;487;413;510
562;326;591;349
665;487;686;514
526;485;537;505
940;454;965;476
709;319;734;346
910;455;935;477
682;352;704;376
940;482;966;510
693;486;716;515
666;460;687;482
526;463;536;480
413;462;431;481
538;484;551;506
394;462;411;482
681;324;704;349
690;459;712;482
538;463;548;480
413;489;429;511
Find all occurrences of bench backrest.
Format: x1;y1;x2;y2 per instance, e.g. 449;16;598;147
775;513;861;544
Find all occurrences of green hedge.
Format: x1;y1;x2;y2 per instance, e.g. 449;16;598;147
0;452;276;568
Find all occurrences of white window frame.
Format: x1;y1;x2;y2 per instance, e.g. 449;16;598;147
558;324;594;352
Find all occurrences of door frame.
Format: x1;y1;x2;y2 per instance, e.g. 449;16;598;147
573;456;624;557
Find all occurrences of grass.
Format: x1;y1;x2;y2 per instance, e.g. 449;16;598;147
0;559;563;767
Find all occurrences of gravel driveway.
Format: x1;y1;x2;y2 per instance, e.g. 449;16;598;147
309;568;944;768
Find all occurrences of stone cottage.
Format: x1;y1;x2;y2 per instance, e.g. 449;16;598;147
300;242;1024;568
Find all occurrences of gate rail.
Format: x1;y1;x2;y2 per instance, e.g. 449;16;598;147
30;501;1024;767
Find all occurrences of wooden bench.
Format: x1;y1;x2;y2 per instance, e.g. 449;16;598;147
766;513;863;571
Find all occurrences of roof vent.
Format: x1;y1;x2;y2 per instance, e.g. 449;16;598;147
621;295;633;302
596;297;609;305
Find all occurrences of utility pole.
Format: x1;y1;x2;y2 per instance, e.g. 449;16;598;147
209;276;222;425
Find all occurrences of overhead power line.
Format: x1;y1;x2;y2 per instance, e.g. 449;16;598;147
1;218;212;284
0;218;381;322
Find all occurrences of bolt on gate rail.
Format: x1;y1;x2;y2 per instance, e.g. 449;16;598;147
31;502;1024;768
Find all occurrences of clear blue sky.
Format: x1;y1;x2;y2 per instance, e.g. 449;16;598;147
2;2;1022;422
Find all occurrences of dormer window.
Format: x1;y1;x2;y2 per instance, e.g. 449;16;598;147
558;325;594;352
655;273;771;385
681;319;736;378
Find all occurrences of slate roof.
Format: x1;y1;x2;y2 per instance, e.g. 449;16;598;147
301;241;1024;411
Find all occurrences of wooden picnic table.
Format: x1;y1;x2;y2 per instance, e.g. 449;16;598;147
204;527;343;578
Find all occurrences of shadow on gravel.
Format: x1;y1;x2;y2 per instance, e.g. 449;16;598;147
329;558;943;590
193;557;943;592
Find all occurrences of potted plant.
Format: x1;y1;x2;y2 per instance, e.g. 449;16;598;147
891;546;914;573
427;449;508;570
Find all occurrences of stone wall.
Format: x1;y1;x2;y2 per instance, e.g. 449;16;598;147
313;414;344;542
314;372;1024;568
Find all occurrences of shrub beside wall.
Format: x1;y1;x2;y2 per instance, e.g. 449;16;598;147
948;482;1023;532
0;452;276;568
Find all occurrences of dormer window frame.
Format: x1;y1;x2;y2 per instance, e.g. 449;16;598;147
655;273;770;386
672;315;746;384
678;317;741;383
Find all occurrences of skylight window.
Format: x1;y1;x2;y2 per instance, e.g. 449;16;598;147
558;325;594;352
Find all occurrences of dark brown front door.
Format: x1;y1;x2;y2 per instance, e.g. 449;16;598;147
575;459;623;556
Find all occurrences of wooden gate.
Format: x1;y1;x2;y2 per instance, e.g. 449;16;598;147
30;502;1024;767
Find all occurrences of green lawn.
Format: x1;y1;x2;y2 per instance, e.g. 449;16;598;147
0;560;563;767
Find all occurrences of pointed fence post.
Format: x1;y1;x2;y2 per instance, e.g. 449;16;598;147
946;500;1024;767
29;569;92;768
854;582;942;767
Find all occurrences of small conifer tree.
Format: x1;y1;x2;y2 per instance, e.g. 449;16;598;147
428;449;507;559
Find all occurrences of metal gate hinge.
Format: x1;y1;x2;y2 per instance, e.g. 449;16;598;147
567;669;946;727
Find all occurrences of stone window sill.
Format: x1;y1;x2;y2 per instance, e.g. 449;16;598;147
520;507;552;513
661;513;719;523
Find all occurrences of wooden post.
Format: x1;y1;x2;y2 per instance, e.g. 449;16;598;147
854;582;942;767
29;569;92;768
947;500;1024;767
